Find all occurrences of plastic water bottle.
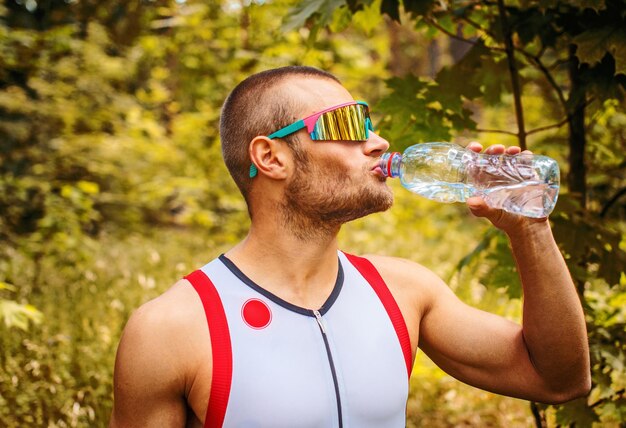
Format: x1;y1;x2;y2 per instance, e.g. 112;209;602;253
379;142;560;218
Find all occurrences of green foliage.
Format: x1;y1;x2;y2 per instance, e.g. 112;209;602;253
553;200;626;287
379;0;437;21
574;27;626;76
376;74;476;149
406;354;534;427
1;0;625;426
454;228;523;299
550;201;626;425
283;0;346;32
0;0;393;425
0;229;221;427
0;294;42;331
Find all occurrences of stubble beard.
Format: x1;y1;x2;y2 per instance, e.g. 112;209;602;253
279;152;394;242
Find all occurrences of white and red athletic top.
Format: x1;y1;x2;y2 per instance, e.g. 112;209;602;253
185;251;413;428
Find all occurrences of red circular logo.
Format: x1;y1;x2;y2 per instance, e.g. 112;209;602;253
241;299;272;329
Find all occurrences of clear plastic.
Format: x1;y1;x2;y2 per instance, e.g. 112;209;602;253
380;142;560;218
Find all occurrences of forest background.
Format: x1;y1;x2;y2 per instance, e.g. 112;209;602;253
1;0;625;426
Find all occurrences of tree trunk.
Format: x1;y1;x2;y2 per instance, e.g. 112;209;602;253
497;0;527;151
567;44;587;209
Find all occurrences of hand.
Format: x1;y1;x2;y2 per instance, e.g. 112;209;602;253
464;142;547;234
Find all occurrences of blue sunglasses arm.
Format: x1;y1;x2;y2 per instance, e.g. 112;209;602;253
267;120;306;139
253;120;305;178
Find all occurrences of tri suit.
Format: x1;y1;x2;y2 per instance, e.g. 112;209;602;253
184;251;413;428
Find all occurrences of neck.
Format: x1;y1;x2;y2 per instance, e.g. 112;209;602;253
224;215;342;310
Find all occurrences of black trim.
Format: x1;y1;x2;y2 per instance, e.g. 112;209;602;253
218;254;344;317
315;316;343;428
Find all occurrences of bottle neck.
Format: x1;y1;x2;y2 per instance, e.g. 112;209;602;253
380;152;401;178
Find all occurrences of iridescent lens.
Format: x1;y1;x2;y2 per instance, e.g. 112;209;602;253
313;104;369;141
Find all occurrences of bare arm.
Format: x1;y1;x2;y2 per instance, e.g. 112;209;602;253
505;218;590;397
411;220;589;403
462;143;590;401
110;283;205;427
375;143;590;404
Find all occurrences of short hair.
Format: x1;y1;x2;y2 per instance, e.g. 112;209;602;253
219;66;340;203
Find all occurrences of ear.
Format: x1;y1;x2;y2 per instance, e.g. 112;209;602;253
249;136;290;180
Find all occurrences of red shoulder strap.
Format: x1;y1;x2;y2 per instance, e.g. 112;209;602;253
185;269;232;428
344;253;413;379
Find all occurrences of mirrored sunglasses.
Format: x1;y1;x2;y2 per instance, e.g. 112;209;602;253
250;101;373;178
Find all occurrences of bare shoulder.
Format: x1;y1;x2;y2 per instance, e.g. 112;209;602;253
117;278;208;380
111;278;210;426
126;279;204;336
357;254;454;358
362;254;452;309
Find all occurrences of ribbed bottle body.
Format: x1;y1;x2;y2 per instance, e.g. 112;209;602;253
379;143;560;218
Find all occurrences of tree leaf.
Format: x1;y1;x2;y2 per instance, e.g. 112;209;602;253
380;0;400;21
555;397;599;426
0;299;43;331
0;281;16;291
433;40;493;106
403;0;437;17
573;26;626;76
450;228;499;282
282;0;347;32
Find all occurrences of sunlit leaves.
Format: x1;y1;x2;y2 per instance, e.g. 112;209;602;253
376;74;476;149
453;228;522;299
283;0;347;32
0;283;42;331
552;203;626;288
0;299;42;331
553;397;600;426
345;0;384;35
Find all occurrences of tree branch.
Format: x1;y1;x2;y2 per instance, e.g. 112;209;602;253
526;117;569;136
600;187;626;218
496;0;526;150
547;57;569;71
478;115;572;139
424;17;505;53
530;402;545;428
476;128;519;136
517;49;569;111
424;18;476;45
460;15;498;41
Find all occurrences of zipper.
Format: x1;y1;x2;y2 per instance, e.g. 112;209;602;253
313;309;326;333
313;309;343;428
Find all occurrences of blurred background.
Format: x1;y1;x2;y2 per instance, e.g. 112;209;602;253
0;0;625;426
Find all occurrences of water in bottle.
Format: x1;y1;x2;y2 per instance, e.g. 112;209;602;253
379;142;560;218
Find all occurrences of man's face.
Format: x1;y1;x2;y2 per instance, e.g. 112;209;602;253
277;77;393;237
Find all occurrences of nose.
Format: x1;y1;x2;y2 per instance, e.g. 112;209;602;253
364;131;390;156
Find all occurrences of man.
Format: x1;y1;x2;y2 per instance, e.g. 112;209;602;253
110;66;591;427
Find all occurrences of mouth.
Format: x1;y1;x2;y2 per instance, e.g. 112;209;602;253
370;164;385;178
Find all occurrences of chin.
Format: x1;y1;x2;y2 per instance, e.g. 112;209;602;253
360;190;394;217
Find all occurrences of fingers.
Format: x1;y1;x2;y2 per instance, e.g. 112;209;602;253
505;146;521;155
467;196;508;229
467;196;490;218
484;144;506;155
467;141;525;155
466;141;483;153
